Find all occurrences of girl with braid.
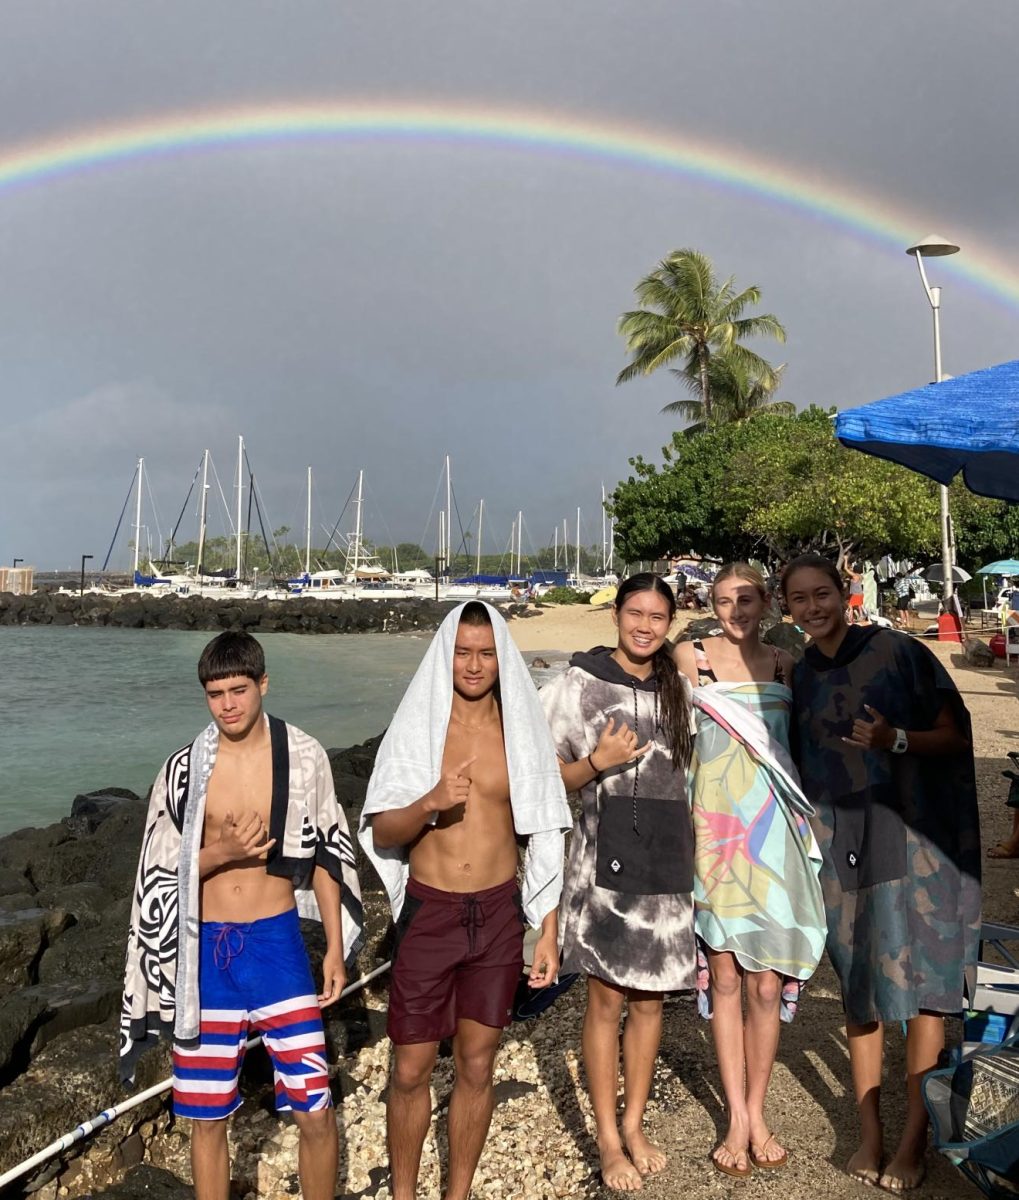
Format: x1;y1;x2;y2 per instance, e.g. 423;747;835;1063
541;573;695;1193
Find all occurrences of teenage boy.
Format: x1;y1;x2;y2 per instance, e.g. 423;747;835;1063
360;602;570;1200
120;631;363;1200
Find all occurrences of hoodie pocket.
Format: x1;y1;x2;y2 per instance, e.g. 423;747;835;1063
595;796;693;895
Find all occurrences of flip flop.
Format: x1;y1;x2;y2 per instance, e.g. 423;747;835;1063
712;1144;752;1179
987;843;1019;858
749;1135;788;1170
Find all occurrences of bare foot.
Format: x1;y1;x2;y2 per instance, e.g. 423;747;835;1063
878;1150;926;1192
598;1145;643;1192
845;1144;881;1187
622;1127;667;1176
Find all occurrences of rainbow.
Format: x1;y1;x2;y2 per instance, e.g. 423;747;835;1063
1;99;1016;308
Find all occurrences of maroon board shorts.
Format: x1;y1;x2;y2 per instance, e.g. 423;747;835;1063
387;876;524;1044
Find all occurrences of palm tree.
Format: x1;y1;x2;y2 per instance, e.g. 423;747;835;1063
662;352;794;434
616;248;786;424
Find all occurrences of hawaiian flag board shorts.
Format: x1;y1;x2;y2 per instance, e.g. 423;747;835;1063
172;907;331;1120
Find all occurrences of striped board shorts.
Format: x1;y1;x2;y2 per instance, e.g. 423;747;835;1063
172;907;331;1121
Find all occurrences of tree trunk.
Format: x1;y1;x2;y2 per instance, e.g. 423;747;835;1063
698;344;711;424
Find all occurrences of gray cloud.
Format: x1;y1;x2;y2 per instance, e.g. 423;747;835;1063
0;1;1016;568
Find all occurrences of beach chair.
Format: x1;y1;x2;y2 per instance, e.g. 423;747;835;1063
924;923;1019;1196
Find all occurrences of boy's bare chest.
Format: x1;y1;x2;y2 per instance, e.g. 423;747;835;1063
204;749;273;830
443;722;509;803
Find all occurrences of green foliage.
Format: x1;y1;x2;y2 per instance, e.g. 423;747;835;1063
609;407;942;565
539;587;592;606
617;248;785;424
947;486;1019;566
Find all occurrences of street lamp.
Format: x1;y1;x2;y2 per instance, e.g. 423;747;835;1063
906;233;960;605
12;558;22;568
80;554;93;596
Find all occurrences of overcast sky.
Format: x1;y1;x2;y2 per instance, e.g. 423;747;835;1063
1;1;1016;571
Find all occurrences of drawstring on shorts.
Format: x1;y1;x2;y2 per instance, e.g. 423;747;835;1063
211;924;246;970
459;895;487;954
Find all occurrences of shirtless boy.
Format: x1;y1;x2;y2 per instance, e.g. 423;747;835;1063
120;632;363;1200
360;603;569;1200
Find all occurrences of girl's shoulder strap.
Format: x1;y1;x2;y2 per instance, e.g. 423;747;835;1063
691;638;718;684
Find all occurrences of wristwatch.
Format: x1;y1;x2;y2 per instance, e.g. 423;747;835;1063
891;727;909;754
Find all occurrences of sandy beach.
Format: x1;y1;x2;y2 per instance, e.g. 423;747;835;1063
495;599;1019;1200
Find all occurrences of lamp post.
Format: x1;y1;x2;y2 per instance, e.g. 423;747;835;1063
12;558;22;568
906;233;960;604
80;554;93;597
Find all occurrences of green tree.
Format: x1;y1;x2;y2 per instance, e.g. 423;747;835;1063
663;354;793;434
609;408;941;566
616;248;786;424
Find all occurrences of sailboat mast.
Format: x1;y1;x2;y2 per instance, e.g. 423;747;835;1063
353;469;363;580
235;436;244;580
438;511;445;577
196;449;209;580
575;507;581;580
476;499;483;576
516;510;522;575
601;484;607;573
445;455;452;572
305;466;312;575
554;526;559;569
609;516;615;572
132;457;144;577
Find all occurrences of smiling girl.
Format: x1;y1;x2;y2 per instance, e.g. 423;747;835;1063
781;554;981;1192
674;563;825;1180
540;573;694;1192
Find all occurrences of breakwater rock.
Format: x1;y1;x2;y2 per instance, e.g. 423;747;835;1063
0;591;460;634
0;733;389;1197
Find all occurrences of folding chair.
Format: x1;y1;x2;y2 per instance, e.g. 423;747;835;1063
924;923;1019;1196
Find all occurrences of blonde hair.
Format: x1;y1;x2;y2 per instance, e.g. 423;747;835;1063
711;561;768;602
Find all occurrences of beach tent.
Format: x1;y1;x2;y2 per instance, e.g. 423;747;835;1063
835;358;1019;503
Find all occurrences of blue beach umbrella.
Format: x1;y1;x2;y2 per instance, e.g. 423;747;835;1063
835;358;1019;503
977;560;1019;576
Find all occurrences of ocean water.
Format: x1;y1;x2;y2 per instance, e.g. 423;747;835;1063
0;626;433;836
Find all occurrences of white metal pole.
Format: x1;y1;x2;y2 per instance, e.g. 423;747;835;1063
516;510;522;575
476;499;483;576
132;458;143;577
305;467;312;575
576;507;581;580
601;484;607;573
235;436;244;580
914;253;954;604
196;450;209;581
554;526;559;570
353;469;363;581
609;517;615;572
445;455;452;572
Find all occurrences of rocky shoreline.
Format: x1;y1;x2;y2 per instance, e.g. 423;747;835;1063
0;592;465;635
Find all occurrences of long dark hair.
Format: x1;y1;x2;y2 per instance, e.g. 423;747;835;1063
614;573;692;769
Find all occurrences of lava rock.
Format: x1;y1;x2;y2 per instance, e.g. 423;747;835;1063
963;636;996;668
65;789;143;836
